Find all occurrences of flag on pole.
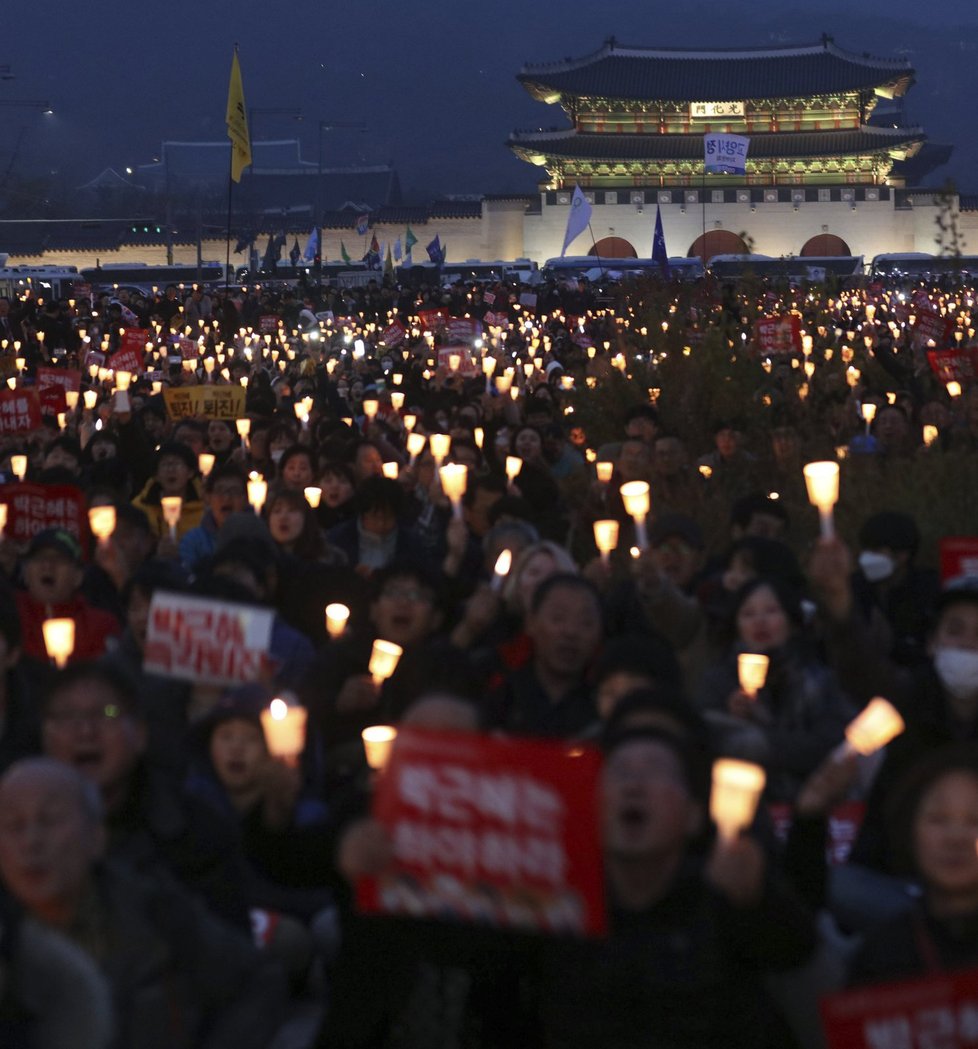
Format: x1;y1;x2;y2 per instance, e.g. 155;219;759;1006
225;49;251;183
405;225;418;254
340;241;351;265
651;205;670;278
364;233;381;269
384;243;394;281
704;133;750;175
561;184;592;257
393;237;402;262
303;227;320;263
426;235;444;264
289;239;301;266
356;214;370;237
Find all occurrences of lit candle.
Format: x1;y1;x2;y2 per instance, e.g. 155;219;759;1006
83;389;98;411
429;433;451;467
491;548;512;593
923;424;939;448
737;653;769;699
247;474;267;514
362;725;397;771
403;413;417;431
65;390;79;411
593;519;619;566
325;603;350;639
260;697;308;766
0;503;7;537
473;427;484;450
861;402;877;436
390;391;405;411
947;380;963;398
160;496;182;540
699;465;713;480
369;639;403;686
406;431;427;465
803;462;840;540
304;486;323;508
844;697;905;757
42;618;75;668
619;480;651;550
505;455;523;485
382;461;399;480
362;397;379;421
710;759;766;842
439;463;468;518
596;461;613;484
236;418;251;448
198;452;215;478
88;505;116;546
10;455;27;482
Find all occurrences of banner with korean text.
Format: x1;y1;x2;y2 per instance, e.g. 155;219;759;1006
162;385;246;421
357;728;606;937
754;315;803;356
704;133;750;175
0;483;87;545
144;592;274;686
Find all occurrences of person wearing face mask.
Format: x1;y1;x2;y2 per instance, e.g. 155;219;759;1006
811;539;978;879
852;512;939;669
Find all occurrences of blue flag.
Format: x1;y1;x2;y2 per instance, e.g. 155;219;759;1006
561;184;593;257
651;205;670;278
393;236;402;262
426;235;444;264
302;227;319;262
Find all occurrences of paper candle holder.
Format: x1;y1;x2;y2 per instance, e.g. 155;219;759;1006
845;697;905;757
711;759;766;842
737;653;770;699
260;698;308;764
369;639;403;685
325;603;350;639
803;461;840;540
42;618;75;668
362;725;397;771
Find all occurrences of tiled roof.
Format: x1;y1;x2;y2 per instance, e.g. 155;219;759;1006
508;126;925;162
319;200;482;230
518;39;914;103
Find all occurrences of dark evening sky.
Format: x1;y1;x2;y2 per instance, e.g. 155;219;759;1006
4;0;977;202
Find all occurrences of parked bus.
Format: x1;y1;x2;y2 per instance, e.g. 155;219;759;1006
707;254;864;283
0;265;79;304
870;253;978;279
79;263;226;294
541;256;704;282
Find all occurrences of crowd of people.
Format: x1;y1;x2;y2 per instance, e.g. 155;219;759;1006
0;266;976;1048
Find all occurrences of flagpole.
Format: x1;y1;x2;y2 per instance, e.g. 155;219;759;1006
587;221;607;277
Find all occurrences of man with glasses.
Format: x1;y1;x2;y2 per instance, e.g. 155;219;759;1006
178;464;248;571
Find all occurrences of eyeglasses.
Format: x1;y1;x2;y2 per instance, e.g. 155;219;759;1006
45;704;125;729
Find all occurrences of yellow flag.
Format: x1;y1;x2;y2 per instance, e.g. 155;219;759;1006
226;49;251;183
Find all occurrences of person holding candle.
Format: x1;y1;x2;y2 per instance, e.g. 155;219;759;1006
177;465;248;572
130;442;205;546
695;577;852;803
14;530;121;667
277;445;317;493
315;461;357;531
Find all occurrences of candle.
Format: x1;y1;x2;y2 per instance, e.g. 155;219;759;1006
382;461;399;480
42;618;75;668
88;505;116;545
439;463;468;518
619;480;651;550
596;461;614;484
390;391;405;411
260;697;308;766
737;653;769;699
236;418;251;447
304;486;323;508
65;390;80;411
362;397;379;421
10;455;27;482
947;381;963;398
710;759;766;842
491;548;512;593
593;519;619;565
0;504;6;536
369;639;403;686
699;465;713;479
160;496;182;540
247;474;267;514
845;697;905;757
198;452;215;478
406;431;427;465
83;390;98;411
803;461;840;540
505;455;523;485
362;725;397;771
403;413;417;432
325;603;350;639
473;427;484;450
861;402;877;436
923;424;939;448
429;433;451;467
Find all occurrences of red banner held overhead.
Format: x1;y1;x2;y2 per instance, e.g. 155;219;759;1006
940;537;978;584
822;964;978;1048
0;483;87;545
913;309;952;346
35;367;82;416
0;389;42;435
753;314;803;356
357;728;606;937
380;319;406;347
418;308;449;333
447;317;480;344
107;338;145;376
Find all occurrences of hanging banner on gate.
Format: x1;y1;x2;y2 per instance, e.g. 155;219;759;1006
357;728;607;937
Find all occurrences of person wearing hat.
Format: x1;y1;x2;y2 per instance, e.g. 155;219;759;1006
15;530;121;666
130;441;205;545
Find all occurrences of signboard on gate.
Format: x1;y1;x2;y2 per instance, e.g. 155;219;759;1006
357;728;607;937
143;591;275;686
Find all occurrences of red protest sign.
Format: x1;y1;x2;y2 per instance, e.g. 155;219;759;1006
107;342;144;376
438;347;479;376
418;308;449;332
821;965;978;1048
357;728;607;937
926;349;978;385
447;317;479;343
913;309;952;346
754;315;803;355
0;483;87;545
36;367;82;415
174;336;198;361
381;319;406;347
0;389;42;435
940;537;978;584
143;591;275;686
483;311;510;330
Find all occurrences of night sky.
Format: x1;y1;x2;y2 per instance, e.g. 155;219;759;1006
4;0;977;202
